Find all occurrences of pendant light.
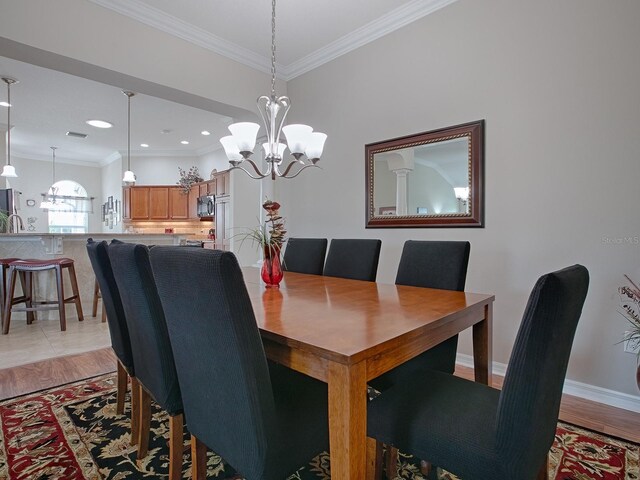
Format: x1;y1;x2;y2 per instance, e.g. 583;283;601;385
1;77;18;178
122;91;136;184
40;147;58;209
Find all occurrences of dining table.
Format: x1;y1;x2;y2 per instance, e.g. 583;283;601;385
241;267;495;480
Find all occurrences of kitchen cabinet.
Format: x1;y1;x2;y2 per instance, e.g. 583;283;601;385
188;186;200;219
198;180;215;197
130;187;150;220
149;187;169;219
215;171;230;196
123;186;195;220
170;188;189;219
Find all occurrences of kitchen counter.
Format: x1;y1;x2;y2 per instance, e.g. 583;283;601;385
0;232;194;322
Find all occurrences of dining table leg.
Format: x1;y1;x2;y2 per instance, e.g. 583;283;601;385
472;302;493;386
327;360;367;479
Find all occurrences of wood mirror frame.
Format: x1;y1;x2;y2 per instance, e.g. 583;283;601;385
365;120;484;228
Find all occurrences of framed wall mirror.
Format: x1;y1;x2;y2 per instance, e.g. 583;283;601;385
365;120;484;228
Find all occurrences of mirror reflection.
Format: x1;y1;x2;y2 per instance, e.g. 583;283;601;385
366;120;484;228
373;137;469;217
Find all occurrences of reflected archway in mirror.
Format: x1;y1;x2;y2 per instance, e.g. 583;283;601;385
365;120;484;228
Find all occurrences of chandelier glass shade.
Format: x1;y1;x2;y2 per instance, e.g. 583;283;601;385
219;0;326;180
122;90;136;185
1;77;18;178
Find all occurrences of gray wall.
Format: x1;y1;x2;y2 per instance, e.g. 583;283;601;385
281;0;640;396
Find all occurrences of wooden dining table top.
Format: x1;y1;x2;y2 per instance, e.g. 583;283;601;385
241;266;494;367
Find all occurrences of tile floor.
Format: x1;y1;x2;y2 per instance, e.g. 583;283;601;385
0;311;111;369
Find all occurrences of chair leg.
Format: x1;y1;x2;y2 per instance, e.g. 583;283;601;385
169;413;184;480
92;279;99;317
536;453;549;480
116;360;127;415
130;377;140;446
2;268;17;334
137;385;152;460
385;445;399;479
19;272;35;324
67;263;84;322
191;435;208;480
366;437;383;480
101;304;106;323
55;265;66;331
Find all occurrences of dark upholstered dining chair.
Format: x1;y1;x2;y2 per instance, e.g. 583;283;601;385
108;243;184;480
367;265;589;480
150;247;329;480
368;240;471;392
323;238;382;282
86;239;139;441
282;237;327;275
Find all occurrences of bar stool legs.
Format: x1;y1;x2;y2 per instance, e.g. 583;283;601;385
2;258;85;334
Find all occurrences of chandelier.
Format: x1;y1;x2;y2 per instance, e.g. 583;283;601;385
219;0;326;180
1;77;18;178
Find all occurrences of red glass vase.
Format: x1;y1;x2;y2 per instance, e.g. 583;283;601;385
261;247;283;288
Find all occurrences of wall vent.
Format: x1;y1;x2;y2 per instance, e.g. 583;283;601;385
66;131;88;138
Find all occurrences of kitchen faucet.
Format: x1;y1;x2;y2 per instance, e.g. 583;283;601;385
7;214;24;233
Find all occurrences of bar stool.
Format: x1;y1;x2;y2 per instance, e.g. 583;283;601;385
92;279;107;322
2;258;84;334
0;258;34;326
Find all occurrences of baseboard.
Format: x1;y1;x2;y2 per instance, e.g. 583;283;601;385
456;353;640;414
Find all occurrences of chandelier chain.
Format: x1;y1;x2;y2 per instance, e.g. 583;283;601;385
271;0;277;97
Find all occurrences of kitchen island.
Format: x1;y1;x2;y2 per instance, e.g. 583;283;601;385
0;233;193;321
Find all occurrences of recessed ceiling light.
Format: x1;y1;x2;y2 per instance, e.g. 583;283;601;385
140;143;149;148
181;140;189;145
0;102;10;107
86;119;113;129
201;130;211;136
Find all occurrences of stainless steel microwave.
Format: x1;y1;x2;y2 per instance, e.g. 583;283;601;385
197;195;215;218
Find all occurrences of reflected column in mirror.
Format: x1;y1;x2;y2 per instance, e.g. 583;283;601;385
366;120;484;228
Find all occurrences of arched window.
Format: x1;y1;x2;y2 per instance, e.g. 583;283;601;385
46;180;89;233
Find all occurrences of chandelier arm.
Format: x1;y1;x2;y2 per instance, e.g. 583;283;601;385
278;160;320;179
230;159;270;179
274;96;291;149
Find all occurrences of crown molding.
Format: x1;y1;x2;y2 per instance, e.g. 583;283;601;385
195;143;224;157
100;151;122;167
88;0;458;81
87;0;277;77
281;0;459;80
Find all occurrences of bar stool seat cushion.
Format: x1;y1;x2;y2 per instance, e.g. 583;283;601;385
9;258;74;269
0;258;20;265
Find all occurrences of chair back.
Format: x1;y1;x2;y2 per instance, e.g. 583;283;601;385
150;247;277;480
108;243;182;415
323;239;382;281
496;265;589;476
395;240;470;290
85;239;134;375
282;238;327;275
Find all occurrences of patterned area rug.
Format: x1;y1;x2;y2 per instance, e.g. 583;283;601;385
0;373;637;479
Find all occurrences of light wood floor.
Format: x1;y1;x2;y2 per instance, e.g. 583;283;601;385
0;348;639;445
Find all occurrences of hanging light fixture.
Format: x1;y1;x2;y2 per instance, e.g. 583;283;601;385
40;147;58;209
1;77;18;178
219;0;326;180
122;91;136;185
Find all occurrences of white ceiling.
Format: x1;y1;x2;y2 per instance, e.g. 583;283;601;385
0;0;457;166
0;56;233;165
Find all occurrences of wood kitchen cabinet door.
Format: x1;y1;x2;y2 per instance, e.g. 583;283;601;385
188;185;200;219
130;187;150;220
149;187;169;219
123;187;132;220
215;171;230;196
170;187;189;219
